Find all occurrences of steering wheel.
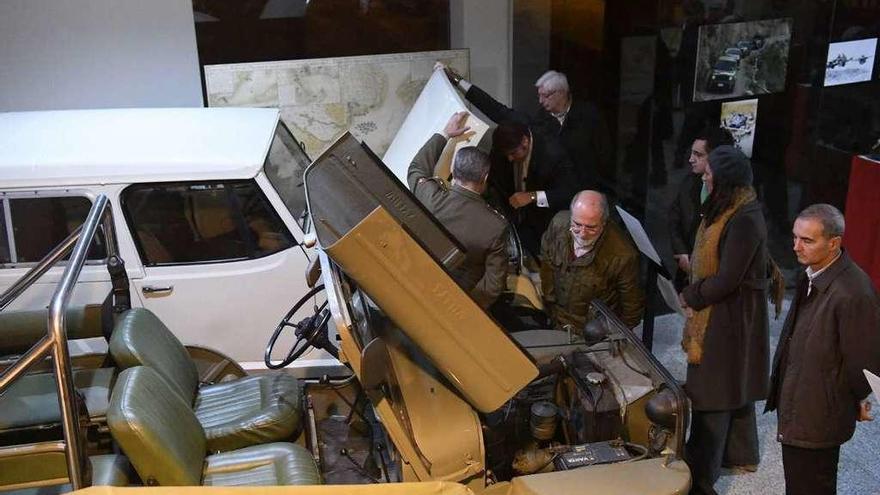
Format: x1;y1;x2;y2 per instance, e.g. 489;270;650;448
264;284;332;369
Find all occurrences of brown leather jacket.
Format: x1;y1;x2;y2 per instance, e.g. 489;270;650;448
540;211;644;329
766;251;880;448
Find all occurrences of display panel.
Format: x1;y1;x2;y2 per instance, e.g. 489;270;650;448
823;38;877;87
693;18;791;102
720;98;758;158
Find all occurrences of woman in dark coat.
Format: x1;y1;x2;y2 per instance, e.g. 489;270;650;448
679;145;775;495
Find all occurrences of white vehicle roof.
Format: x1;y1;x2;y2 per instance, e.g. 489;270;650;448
0;107;280;189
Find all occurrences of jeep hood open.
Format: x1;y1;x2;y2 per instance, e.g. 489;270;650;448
304;132;538;413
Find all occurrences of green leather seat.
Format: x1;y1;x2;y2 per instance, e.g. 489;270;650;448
0;306;114;434
108;308;302;452
107;366;320;487
0;368;115;430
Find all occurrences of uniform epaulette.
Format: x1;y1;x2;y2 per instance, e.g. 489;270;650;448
417;176;449;191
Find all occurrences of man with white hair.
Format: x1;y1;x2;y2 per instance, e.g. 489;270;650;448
533;70;611;193
539;190;644;329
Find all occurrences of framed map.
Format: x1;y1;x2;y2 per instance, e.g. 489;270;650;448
204;50;469;160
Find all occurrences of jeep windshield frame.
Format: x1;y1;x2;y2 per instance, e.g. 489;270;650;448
264;121;313;233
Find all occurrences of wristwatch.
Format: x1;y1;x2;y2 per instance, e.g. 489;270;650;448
448;69;463;86
529;192;537;203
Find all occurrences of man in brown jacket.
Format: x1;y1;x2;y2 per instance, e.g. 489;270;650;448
408;112;509;309
540;190;644;329
766;204;880;495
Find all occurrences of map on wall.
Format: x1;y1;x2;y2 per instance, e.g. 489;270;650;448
204;50;469;159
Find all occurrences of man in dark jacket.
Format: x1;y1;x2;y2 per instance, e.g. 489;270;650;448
532;70;611;192
437;65;578;257
766;204;880;495
541;191;644;329
668;126;734;290
408;111;510;309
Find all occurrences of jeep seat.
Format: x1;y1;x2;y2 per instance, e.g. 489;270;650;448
107;366;320;487
0;368;115;430
0;307;115;435
108;308;301;452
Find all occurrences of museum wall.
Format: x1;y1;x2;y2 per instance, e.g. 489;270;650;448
451;0;514;105
0;0;202;111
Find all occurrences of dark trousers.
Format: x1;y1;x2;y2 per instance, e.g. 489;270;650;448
686;403;760;495
781;444;840;495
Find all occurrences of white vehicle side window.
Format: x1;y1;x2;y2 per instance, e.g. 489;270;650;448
0;196;106;267
121;180;294;266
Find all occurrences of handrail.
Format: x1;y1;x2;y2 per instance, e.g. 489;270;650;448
0;194;119;490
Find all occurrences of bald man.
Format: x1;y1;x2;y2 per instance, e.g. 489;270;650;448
540;191;644;329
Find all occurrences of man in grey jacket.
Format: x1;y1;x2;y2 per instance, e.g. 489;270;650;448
766;204;880;495
408;111;509;309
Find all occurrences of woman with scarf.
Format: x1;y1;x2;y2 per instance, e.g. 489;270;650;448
678;145;783;495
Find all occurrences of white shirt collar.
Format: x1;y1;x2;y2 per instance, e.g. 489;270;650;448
552;100;572;125
805;251;841;281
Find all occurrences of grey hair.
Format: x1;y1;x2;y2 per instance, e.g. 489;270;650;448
452;147;491;184
535;70;570;94
797;203;845;238
570;190;609;221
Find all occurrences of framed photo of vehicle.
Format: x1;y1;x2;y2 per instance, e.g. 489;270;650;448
823;38;877;87
720;98;758;158
693;18;792;102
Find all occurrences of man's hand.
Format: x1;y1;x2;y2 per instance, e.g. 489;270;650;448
673;254;691;273
858;400;873;421
434;61;463;85
443;111;470;139
509;192;534;209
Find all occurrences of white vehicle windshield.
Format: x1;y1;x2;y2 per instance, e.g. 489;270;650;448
264;122;312;232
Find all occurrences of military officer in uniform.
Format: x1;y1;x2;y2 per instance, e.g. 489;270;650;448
408;111;510;309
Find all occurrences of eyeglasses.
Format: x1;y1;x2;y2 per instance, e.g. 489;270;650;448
538;89;559;101
570;219;603;233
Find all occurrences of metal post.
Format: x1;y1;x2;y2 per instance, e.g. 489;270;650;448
46;195;109;490
641;262;658;351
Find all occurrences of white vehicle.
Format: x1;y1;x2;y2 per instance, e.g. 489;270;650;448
0;108;325;370
723;47;743;64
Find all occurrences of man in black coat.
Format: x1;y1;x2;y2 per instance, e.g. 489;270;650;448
438;65;578;257
766;204;880;495
532;70;610;193
668;126;733;290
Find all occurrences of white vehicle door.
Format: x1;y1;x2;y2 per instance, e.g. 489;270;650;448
120;177;315;366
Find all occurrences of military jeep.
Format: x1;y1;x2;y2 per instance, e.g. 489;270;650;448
0;111;690;495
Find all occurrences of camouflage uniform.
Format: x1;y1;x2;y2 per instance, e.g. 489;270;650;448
408;134;509;308
540;210;644;329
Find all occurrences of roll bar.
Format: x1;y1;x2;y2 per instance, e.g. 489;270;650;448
0;194;128;490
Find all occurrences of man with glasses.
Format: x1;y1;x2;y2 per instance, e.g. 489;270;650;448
533;71;611;195
539;190;644;329
668;126;733;290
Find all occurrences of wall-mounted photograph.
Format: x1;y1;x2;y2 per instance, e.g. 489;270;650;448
721;98;758;158
823;38;877;87
693;18;791;102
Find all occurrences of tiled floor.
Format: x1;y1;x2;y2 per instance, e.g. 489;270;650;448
643;302;880;494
